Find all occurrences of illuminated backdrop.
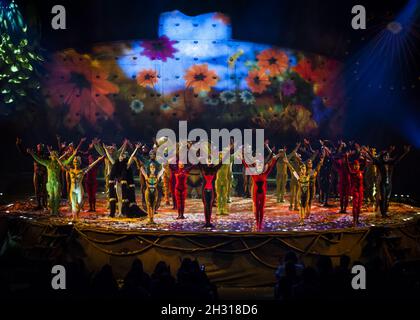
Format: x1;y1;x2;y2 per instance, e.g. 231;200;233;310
42;11;346;138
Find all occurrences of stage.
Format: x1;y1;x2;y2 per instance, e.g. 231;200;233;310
1;194;419;290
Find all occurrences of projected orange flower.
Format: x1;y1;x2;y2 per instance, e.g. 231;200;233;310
44;49;119;128
292;58;315;82
184;64;218;94
257;49;288;76
136;69;158;88
246;69;270;94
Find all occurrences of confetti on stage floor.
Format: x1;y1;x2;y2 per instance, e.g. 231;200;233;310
1;194;419;233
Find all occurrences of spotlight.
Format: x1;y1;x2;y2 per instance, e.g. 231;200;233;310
387;21;403;34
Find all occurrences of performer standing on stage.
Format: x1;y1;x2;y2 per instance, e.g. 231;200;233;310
345;153;365;226
284;158;310;225
243;148;280;231
366;145;411;217
306;151;325;216
57;155;104;219
16;138;48;210
364;147;378;208
84;154;102;212
104;141;139;217
333;142;351;213
215;157;232;215
27;138;84;215
140;162;164;224
170;161;194;219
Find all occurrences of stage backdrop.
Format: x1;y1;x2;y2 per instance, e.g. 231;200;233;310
41;10;346;140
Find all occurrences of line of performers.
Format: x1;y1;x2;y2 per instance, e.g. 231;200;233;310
16;136;411;230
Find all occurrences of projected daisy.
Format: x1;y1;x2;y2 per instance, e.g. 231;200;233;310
246;69;270;94
140;35;178;62
257;49;289;76
44;49;119;128
184;64;219;94
136;69;158;88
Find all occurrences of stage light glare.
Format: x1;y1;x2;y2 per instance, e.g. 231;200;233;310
387;21;403;34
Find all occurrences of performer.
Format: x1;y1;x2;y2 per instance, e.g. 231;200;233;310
364;147;378;207
170;162;194;219
285;158;310;225
84;154;102;212
306;151;325;216
57;155;104;219
188;167;203;199
333;142;351;213
162;163;171;206
104;142;139;217
366;145;410;217
243;149;280;231
27;140;82;215
318;140;334;206
140;162;164;224
16;138;48;210
215;159;232;215
345;153;364;227
93;138;126;208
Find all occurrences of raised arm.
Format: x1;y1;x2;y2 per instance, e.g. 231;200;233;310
140;166;147;179
103;144;116;165
27;149;49;167
284;157;299;180
314;154;325;175
127;143;141;168
55;156;70;172
62;148;79;166
393;145;411;164
84;155;105;174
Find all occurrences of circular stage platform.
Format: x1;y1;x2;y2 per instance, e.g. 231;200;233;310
1;194;420;289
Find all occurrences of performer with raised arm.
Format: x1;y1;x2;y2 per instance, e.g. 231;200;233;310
56;155;104;219
140;162;165;224
333;141;351;213
16;138;48;210
345;152;365;227
104;140;139;217
242;145;281;231
27;138;84;215
306;150;325;216
284;157;310;225
365;145;411;217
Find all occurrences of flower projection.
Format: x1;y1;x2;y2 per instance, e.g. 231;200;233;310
140;35;178;62
257;49;289;76
42;11;345;137
281;80;297;96
246;70;270;94
184;64;218;94
44;49;119;128
136;69;158;88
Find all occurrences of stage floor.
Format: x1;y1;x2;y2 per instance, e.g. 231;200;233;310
1;194;419;233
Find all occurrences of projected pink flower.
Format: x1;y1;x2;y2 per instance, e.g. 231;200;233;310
281;80;297;96
44;49;119;128
140;35;178;62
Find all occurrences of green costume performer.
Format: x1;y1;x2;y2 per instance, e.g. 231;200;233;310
29;148;79;215
216;153;234;215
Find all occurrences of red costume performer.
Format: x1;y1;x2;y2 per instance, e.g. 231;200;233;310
84;155;100;212
334;155;351;213
199;163;223;228
243;157;277;231
170;163;193;219
345;155;364;226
